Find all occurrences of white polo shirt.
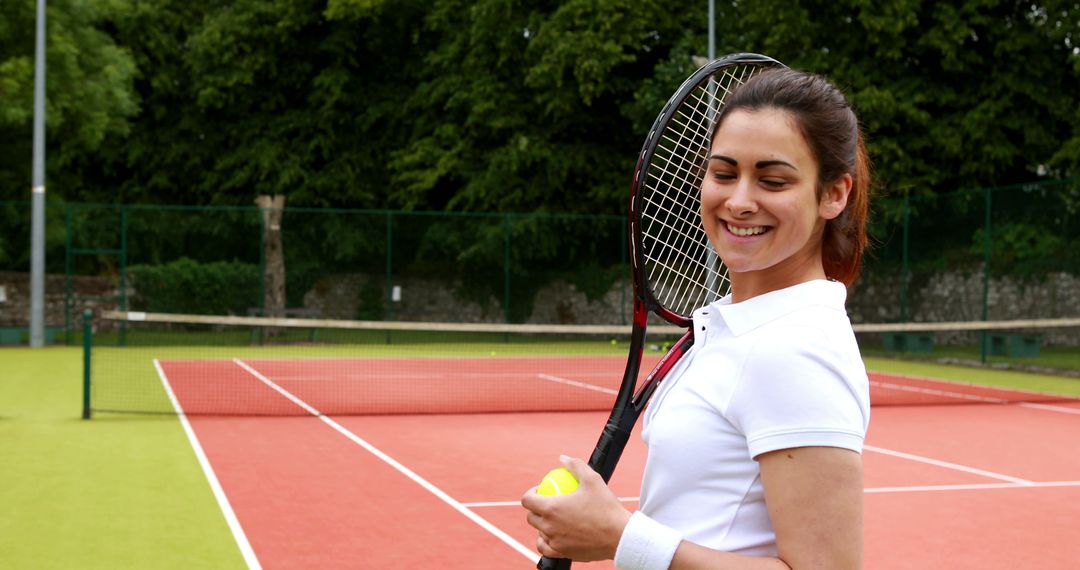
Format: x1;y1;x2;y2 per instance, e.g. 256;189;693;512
637;279;870;557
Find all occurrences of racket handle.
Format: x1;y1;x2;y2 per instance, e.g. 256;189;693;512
537;556;571;570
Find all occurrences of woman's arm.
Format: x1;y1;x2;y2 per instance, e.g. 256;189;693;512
524;448;862;570
669;446;863;570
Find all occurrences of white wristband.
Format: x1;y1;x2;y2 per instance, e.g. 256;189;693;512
613;511;683;570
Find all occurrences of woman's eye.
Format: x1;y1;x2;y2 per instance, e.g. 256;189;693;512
761;178;786;189
712;171;736;181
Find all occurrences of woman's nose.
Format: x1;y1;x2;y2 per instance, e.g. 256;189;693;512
725;180;757;217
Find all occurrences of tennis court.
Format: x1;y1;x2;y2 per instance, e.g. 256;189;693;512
129;344;1080;569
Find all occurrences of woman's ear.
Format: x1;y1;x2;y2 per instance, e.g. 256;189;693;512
819;173;853;220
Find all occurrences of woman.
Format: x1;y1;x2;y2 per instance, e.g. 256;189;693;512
522;67;872;570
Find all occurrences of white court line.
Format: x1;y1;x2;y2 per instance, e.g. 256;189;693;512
865;480;1080;493
231;358;541;564
153;360;262;570
864;445;1033;485
1018;402;1080;415
463;479;1080;508
536;373;618;395
869;380;1007;404
263;371;613;382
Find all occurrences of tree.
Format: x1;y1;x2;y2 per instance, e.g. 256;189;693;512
73;0;429;208
0;0;138;200
725;0;1080;198
384;0;704;214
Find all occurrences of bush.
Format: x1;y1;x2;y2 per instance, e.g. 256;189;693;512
129;258;260;315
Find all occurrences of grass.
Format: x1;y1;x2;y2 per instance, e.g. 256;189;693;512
0;347;246;569
862;344;1080;377
864;356;1080;397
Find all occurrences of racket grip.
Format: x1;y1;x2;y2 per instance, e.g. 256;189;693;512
537;555;571;570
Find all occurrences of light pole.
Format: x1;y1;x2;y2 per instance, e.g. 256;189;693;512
30;0;47;347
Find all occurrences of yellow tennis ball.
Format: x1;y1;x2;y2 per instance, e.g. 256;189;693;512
537;467;579;496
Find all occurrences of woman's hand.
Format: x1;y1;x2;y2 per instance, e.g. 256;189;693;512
521;455;633;561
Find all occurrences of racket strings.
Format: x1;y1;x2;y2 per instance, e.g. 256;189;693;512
641;63;763;317
642;90;719;310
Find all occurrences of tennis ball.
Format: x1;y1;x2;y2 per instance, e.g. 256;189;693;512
537;467;579;496
610;339;618;345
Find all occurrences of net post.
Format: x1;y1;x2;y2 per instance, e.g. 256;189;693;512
81;308;93;420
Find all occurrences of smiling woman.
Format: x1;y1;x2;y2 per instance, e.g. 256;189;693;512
701;107;846;300
523;64;874;570
705;69;872;293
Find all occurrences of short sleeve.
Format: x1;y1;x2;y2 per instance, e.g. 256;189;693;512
725;325;869;459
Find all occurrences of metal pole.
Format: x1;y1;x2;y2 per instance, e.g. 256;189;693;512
708;0;715;60
703;0;719;302
980;187;992;363
503;214;511;324
900;194;910;322
29;0;47;347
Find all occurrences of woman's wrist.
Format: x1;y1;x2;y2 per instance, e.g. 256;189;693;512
613;511;683;570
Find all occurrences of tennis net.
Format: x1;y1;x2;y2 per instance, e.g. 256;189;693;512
82;311;1080;417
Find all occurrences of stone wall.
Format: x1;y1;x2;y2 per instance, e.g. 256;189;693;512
849;269;1079;345
0;271;117;328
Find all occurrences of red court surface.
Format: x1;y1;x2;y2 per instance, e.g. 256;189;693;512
157;359;1080;569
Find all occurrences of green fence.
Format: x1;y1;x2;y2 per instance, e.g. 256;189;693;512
51;204;628;340
1;178;1077;345
858;178;1079;325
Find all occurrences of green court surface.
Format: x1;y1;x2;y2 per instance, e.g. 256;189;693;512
2;346;1079;568
0;347;247;570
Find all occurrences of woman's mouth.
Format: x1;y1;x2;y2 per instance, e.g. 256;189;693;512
726;223;770;237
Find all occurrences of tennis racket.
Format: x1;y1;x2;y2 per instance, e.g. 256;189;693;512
537;52;784;570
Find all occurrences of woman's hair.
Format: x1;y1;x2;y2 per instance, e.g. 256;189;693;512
712;68;871;286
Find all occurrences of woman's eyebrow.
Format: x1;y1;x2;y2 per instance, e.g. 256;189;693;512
756;159;797;170
708;154;738;166
708;155;798;171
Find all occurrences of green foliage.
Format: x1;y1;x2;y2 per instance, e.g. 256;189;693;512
4;0;1077;210
2;0;1079;315
387;0;702;213
566;262;622;303
0;0;138;198
972;223;1065;277
355;280;384;320
0;202;25;268
129;257;259;314
726;0;1080;198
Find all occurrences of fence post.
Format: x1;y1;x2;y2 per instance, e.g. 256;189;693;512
900;193;910;323
385;211;394;322
118;206;129;346
621;216;628;326
503;213;512;323
64;204;73;344
980;187;992;363
258;205;266;315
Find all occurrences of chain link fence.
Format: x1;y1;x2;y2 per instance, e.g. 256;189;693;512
1;178;1076;345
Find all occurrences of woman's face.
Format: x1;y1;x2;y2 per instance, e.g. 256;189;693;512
700;107;849;298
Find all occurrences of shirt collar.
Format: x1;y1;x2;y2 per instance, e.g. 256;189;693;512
697;279;848;337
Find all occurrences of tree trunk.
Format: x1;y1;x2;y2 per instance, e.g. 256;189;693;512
256;195;286;335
